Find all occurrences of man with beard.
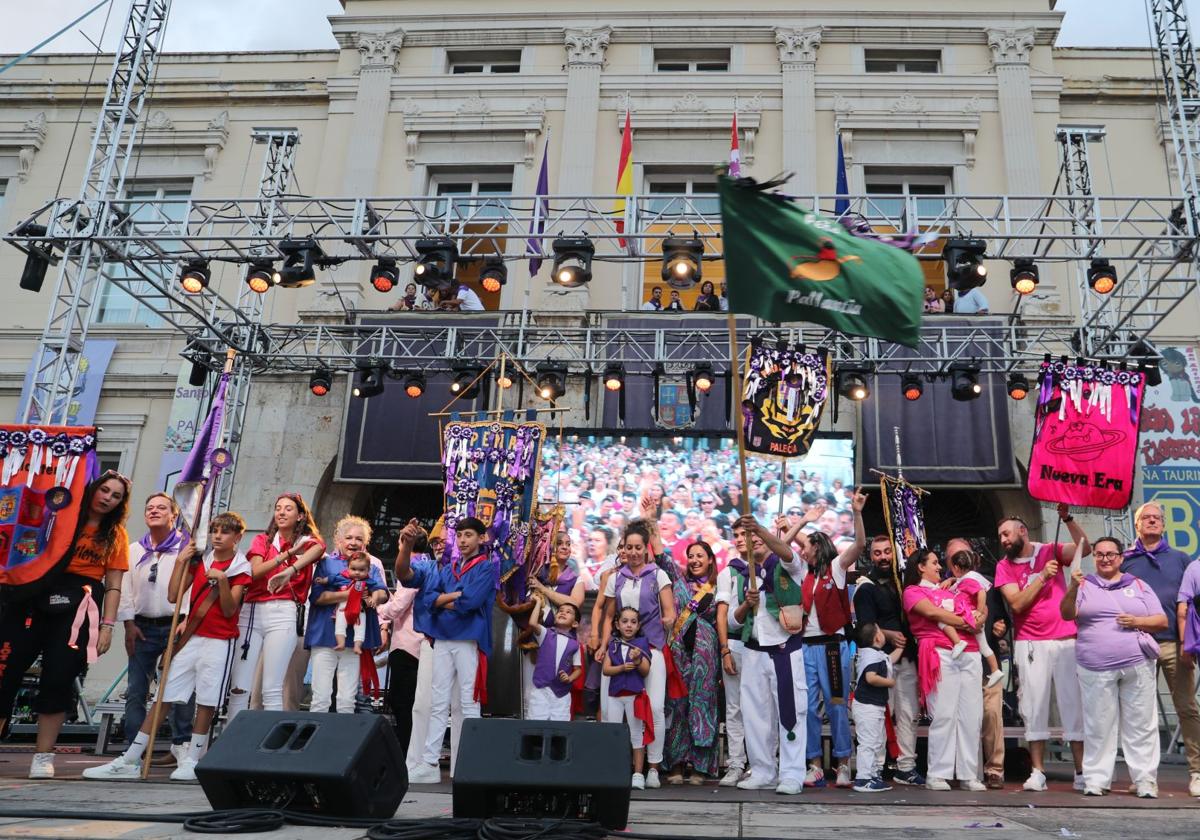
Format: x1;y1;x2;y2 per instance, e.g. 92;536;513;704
994;506;1089;792
852;536;923;786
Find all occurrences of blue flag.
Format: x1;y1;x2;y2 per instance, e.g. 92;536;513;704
526;138;550;275
834;133;849;216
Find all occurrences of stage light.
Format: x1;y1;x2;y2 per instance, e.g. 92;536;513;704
1010;258;1039;296
188;360;208;388
1007;373;1030;401
309;369;332;397
536;364;568;401
177;259;211;295
603;363;625;392
414;238;458;290
943;237;988;292
950;363;983;401
479;258;507;293
1088;258;1117;295
370;259;398;293
274;238;324;288
17;224;51;292
352;362;386;399
403;372;426;399
692;363;715;394
551;236;595;288
496;371;514;389
450;364;483;399
901;373;924;402
837;368;870;401
661;237;703;289
1130;340;1162;387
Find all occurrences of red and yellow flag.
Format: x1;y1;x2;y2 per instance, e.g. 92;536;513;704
614;110;633;247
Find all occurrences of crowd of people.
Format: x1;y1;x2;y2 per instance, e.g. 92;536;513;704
2;471;1199;802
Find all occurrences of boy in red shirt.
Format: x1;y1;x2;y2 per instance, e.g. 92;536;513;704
84;513;252;783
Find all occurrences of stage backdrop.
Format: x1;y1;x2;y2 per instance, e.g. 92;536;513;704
1140;344;1200;555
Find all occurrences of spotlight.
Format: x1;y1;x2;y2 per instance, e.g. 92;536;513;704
245;261;276;294
1087;258;1117;295
370;259;398;293
837;367;870;401
536;363;568;401
1010;258;1039;296
275;238;324;288
188;360;208;388
496;371;514;389
403;372;426;399
692;363;715;394
1006;372;1030;401
1130;340;1162;387
177;259;210;295
602;363;625;392
950;362;983;401
943;237;988;292
352;361;386;399
901;373;924;402
551;236;595;288
450;364;483;399
309;369;332;397
661;237;703;289
414;237;458;290
479;258;507;294
17;224;51;292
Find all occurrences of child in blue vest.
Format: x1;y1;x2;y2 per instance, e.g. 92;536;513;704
527;598;582;721
603;606;654;789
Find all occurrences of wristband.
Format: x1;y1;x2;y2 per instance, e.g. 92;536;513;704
100;620;116;628
1061;515;1074;523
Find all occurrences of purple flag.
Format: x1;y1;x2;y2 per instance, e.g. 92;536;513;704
526;138;550;275
178;372;229;483
834;132;849;216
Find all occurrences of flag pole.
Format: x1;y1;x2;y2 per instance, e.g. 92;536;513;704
140;349;236;778
727;314;757;593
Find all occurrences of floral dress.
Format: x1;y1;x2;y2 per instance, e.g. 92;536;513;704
663;573;720;776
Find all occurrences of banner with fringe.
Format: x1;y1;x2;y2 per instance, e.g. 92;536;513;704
741;339;831;458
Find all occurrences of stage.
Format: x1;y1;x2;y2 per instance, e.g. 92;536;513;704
0;748;1196;839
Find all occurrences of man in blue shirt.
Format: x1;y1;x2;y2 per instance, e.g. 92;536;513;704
1122;501;1200;797
397;516;497;785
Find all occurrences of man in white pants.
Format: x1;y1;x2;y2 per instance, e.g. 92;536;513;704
995;508;1090;792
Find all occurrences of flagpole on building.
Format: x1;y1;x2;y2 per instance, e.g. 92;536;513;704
727;314;757;593
140;349;236;778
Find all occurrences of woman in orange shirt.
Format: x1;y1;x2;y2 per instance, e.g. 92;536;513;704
0;470;131;780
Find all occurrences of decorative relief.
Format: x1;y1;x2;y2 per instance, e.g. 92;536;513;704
672;92;709;114
24;112;47;134
146;110;174;130
986;27;1034;66
962;95;983;114
615;90;634;115
526;96;548;115
400;98;422;117
774;26;823;64
207;110;229;131
357;29;404;70
889;93;924;114
457;95;490;115
564;26;611;66
833;94;855;114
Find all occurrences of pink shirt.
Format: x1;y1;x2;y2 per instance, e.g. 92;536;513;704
903;583;980;653
993;542;1077;641
376;585;422;658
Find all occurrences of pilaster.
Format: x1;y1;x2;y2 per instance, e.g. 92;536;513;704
776;27;822;194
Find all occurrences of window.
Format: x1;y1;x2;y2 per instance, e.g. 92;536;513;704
645;173;719;216
654;48;730;72
447;49;521;74
863;169;951;219
864;49;941;73
94;183;192;326
96;450;124;476
432;172;514;220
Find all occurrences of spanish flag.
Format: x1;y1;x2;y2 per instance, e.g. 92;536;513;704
614;110;633;248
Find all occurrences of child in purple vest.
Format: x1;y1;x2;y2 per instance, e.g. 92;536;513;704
603;606;654;789
528;599;583;721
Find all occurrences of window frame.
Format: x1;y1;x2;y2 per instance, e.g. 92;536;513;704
644;171;720;217
653;47;731;73
863;169;952;220
446;48;523;75
863;48;942;74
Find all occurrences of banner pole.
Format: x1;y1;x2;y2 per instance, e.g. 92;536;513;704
728;314;757;593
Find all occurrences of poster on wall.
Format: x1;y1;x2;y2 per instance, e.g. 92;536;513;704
1140;345;1200;555
14;340;116;426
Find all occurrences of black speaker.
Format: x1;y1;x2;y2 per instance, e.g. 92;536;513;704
195;711;407;818
452;719;631;829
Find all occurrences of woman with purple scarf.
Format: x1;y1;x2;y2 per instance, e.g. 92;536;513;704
664;541;721;783
1061;536;1166;798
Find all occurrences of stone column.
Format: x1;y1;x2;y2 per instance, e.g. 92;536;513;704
987;28;1040;195
775;27;822;194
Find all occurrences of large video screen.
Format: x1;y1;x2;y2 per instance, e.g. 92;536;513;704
537;431;855;583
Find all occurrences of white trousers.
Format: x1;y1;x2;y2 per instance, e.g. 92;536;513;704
1015;638;1084;741
599;649;666;764
408;640;462;773
852;701;887;781
227;600;298;719
891;657;920;773
740;646;806;784
421;639;481;768
528;686;572;721
602;693;646;748
926;649;983;782
1077;662;1161;790
309;646;359;713
724;639;747;770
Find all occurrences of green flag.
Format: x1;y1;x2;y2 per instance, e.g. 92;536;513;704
719;176;925;348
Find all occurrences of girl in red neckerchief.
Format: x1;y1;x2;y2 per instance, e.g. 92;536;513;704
225;493;325;719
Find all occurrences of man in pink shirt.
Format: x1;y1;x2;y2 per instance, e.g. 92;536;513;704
994;505;1090;793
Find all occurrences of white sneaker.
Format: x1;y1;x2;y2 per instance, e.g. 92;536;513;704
718;766;745;787
1023;769;1048;792
645;768;661;789
736;773;778;790
961;779;987;792
407;763;441;785
631;772;645;790
171;743;188;764
82;754;141;780
925;776;951;791
775;779;803;795
28;753;54;780
803;764;826;788
1083;786;1105;797
170;757;199;782
1073;772;1086;791
835;764;852;788
985;670;1004;689
951;640;967;659
1136;781;1158;799
1189;772;1200;798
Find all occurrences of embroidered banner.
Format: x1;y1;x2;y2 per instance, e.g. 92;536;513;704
442;415;546;582
1027;361;1145;510
880;475;926;570
741;339;831;457
0;425;99;588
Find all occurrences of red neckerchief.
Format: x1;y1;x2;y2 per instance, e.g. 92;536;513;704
452;552;488;581
339;569;366;626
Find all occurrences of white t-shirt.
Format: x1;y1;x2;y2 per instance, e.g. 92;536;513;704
640;300;663;311
604;567;672;607
455;286;485;311
953;287;990;314
803;561;848;638
721;550;806;647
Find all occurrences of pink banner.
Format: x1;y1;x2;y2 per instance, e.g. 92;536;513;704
1027;361;1145;510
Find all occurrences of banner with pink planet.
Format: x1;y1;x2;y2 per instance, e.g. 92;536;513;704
1027;360;1145;510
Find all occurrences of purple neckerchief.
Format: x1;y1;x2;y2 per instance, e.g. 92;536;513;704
136;528;186;565
607;636;651;696
1126;539;1169;568
1085;572;1138;591
540;566;579;596
615;563;665;649
728;554;777;595
532;628;580;697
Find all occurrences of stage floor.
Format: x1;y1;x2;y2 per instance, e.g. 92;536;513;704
0;748;1197;839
